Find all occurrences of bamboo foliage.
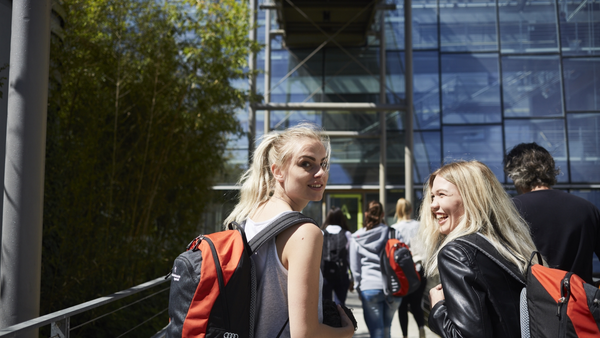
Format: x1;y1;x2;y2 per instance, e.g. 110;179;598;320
42;0;258;334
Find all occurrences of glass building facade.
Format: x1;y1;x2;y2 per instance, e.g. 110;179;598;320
209;0;600;232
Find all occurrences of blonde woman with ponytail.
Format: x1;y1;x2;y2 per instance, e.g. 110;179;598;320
223;123;354;338
421;160;538;338
349;200;402;338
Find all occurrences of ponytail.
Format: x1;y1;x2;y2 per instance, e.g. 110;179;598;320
223;123;330;227
365;200;384;230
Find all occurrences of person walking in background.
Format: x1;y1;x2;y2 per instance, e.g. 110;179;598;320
223;123;354;338
422;160;538;338
321;207;352;306
349;200;401;338
391;198;426;338
504;142;600;284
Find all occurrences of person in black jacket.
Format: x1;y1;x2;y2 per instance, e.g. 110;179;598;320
504;142;600;284
420;160;538;338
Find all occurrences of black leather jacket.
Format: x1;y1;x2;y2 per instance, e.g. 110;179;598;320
428;237;524;338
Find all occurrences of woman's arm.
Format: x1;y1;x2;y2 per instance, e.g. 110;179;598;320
279;223;354;338
428;242;493;338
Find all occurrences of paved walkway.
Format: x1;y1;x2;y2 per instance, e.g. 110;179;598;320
345;290;440;338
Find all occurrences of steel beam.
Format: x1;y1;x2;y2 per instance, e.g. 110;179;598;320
254;102;405;111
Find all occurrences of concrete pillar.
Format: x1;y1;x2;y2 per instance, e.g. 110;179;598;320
0;1;51;336
404;0;414;209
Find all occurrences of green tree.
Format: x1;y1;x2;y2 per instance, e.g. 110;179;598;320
43;0;258;335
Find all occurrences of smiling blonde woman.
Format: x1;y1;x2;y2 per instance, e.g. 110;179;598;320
419;160;538;338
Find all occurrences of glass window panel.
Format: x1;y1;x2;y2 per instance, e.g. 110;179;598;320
570;190;600;210
414;52;441;129
498;0;559;53
385;51;406;112
558;0;600;56
567;113;600;182
563;58;600;112
257;9;266;45
387;131;406;185
387;51;441;130
322;110;379;132
217;149;249;185
415;131;442;183
502;55;563;117
443;125;505;181
385;110;406;132
324;48;381;103
386;130;441;185
385;131;440;185
504;119;569;182
386;0;439;50
270;111;322;131
270;49;323;103
440;0;498;52
329;137;380;185
256;51;266;96
441;54;502;124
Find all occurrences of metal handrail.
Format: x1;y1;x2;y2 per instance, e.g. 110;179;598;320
0;276;170;338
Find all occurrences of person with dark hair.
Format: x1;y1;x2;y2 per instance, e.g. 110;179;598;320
321;207;352;305
505;142;600;284
349;201;401;338
391;198;426;338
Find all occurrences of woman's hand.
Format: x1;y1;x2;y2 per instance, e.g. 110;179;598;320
429;283;445;309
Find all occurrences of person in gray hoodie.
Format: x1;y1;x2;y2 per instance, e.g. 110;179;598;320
349;200;402;338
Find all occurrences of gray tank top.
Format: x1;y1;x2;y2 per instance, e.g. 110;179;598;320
245;212;323;338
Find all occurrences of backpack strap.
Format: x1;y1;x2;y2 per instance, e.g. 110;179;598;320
455;233;526;285
387;226;397;240
248;211;318;253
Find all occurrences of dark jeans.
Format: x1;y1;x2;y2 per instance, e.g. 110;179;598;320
398;270;427;336
322;272;350;305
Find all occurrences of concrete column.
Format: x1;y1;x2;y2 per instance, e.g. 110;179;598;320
379;7;387;210
248;0;257;163
264;7;271;134
0;1;51;336
404;0;414;208
0;0;13;266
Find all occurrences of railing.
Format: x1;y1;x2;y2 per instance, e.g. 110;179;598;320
0;277;170;338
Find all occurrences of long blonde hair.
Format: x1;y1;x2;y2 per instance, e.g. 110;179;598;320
223;123;330;227
420;160;537;276
395;198;412;222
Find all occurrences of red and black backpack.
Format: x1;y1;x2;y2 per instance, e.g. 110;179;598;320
379;227;422;297
457;233;600;338
165;212;317;338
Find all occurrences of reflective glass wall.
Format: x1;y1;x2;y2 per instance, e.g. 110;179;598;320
218;0;600;211
386;0;600;204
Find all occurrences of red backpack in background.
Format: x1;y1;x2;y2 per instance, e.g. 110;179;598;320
379;227;422;297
